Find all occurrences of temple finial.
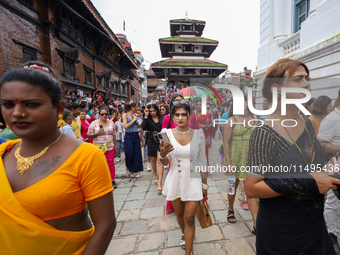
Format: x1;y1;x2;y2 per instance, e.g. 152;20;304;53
185;11;188;20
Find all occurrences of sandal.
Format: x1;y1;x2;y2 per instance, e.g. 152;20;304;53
242;203;249;210
180;234;185;250
252;227;256;235
154;180;159;185
227;210;236;223
130;173;140;178
157;186;162;194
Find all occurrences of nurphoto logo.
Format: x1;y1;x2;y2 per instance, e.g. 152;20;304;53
199;86;312;128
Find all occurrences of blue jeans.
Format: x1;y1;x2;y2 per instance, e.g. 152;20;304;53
116;140;125;158
125;132;143;173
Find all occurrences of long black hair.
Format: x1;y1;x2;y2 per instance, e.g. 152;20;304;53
147;104;161;117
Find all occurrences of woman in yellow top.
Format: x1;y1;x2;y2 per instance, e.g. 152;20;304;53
0;61;116;255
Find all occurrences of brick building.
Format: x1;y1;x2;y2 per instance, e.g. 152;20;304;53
146;69;163;99
0;0;140;100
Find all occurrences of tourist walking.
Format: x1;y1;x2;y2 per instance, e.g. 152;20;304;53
160;103;207;254
222;96;258;232
142;104;163;185
122;101;143;177
160;94;197;214
88;106;118;188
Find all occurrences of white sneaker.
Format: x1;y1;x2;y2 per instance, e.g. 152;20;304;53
147;163;151;171
115;158;121;162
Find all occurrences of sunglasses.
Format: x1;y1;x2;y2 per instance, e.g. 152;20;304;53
100;113;108;116
173;99;188;105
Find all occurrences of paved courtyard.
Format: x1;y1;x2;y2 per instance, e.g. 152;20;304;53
105;137;256;255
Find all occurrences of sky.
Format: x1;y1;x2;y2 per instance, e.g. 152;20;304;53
91;0;260;74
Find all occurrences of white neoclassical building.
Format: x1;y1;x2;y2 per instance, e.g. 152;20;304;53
255;0;340;106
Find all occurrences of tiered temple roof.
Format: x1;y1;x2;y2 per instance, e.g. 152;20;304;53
151;16;227;84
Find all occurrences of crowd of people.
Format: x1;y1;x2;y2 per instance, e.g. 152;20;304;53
1;58;340;255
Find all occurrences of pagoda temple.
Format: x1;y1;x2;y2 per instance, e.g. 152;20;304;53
151;16;228;87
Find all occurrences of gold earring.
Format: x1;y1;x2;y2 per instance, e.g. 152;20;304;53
6;124;9;132
57;114;65;130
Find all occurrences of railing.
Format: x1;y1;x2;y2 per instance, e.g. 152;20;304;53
278;31;300;55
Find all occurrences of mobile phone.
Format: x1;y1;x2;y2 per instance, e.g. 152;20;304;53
157;132;170;145
99;124;103;129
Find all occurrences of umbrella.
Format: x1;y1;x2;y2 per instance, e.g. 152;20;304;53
178;86;207;98
178;86;218;106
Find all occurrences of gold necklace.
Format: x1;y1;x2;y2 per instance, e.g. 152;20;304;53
15;132;63;175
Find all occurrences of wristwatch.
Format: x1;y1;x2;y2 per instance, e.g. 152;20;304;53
202;183;209;190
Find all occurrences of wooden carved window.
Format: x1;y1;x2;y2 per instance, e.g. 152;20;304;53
57;48;80;81
83;65;94;85
13;39;42;63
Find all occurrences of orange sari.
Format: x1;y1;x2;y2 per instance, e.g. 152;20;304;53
0;140;113;255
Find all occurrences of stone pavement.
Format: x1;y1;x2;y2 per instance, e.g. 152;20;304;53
105;135;256;255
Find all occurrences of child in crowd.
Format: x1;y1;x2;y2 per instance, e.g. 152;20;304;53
59;109;76;138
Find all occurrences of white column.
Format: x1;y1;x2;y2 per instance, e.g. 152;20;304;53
309;0;322;16
273;0;289;40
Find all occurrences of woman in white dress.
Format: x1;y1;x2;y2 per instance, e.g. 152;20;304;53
159;103;208;255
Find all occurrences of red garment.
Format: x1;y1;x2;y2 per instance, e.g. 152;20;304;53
112;116;118;123
105;148;115;181
81;117;95;143
195;111;212;146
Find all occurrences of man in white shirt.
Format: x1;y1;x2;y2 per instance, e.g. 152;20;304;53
318;89;340;254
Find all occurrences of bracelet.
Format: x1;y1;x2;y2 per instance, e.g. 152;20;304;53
202;183;209;190
159;154;168;160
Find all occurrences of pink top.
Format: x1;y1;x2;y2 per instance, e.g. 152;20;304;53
81;117;95;143
88;120;116;151
162;114;200;129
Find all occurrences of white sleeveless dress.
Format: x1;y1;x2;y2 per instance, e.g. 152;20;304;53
162;128;207;201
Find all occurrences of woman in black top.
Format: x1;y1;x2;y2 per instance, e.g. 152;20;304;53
245;58;340;254
142;104;163;185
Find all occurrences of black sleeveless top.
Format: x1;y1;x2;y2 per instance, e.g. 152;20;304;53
247;116;335;255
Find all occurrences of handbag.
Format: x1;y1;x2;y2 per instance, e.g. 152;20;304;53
196;199;212;229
